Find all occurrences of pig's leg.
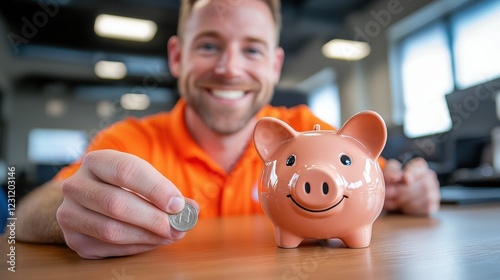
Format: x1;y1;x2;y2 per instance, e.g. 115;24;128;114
340;225;372;248
274;227;303;248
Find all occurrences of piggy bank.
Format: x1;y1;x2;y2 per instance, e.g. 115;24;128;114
253;111;387;248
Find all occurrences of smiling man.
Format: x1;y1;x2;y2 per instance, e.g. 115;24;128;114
167;0;285;172
171;0;283;135
16;0;440;259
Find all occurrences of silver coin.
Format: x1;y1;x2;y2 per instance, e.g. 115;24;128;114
168;202;198;232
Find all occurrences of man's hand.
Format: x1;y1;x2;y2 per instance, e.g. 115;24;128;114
383;158;440;215
56;149;199;259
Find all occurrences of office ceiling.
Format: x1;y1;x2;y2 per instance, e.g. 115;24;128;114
0;0;375;93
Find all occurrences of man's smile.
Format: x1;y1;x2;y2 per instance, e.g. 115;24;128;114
212;89;246;100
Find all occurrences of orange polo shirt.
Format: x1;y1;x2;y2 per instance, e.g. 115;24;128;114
54;99;385;218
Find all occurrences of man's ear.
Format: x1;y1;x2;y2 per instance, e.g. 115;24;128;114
167;36;181;78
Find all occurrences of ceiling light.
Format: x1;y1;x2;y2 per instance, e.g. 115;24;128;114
96;101;115;118
94;14;157;42
45;98;66;117
94;61;127;80
120;93;150;110
322;39;371;61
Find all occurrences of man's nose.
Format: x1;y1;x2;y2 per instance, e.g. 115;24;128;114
214;46;244;78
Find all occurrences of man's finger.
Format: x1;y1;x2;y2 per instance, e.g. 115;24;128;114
82;150;185;214
61;178;185;239
58;196;178;244
403;157;429;183
384;159;404;184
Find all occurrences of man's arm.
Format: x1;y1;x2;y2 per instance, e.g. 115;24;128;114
16;180;65;244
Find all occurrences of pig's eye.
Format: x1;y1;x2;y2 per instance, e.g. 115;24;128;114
286;155;296;166
340;154;351;166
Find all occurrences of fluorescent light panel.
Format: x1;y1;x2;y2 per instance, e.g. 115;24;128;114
95;14;157;42
120;93;151;110
94;61;127;80
322;39;371;61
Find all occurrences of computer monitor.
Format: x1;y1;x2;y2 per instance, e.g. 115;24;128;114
446;86;500;139
28;128;88;185
445;80;500;169
271;88;310;108
28;128;88;165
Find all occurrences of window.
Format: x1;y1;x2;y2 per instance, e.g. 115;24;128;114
399;23;453;137
293;67;341;128
309;83;341;129
391;0;500;138
451;0;500;89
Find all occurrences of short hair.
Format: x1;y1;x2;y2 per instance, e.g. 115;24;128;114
177;0;281;43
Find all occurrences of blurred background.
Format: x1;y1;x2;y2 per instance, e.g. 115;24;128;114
1;0;500;201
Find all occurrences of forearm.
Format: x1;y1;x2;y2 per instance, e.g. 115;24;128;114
15;180;65;244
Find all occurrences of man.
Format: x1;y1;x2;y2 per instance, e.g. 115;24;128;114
16;0;440;259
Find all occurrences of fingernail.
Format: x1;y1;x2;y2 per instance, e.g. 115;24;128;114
167;197;185;214
171;230;186;241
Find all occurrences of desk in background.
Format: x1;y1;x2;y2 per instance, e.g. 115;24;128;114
2;205;500;280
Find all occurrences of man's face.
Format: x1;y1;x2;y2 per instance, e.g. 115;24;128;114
168;0;284;134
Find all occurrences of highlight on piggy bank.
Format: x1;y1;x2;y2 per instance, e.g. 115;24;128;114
253;111;387;248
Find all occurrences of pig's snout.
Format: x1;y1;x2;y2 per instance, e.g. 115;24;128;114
288;168;346;212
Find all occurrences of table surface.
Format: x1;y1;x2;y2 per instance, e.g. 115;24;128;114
2;204;500;280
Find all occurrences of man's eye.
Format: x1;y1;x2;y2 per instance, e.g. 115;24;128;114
198;42;218;52
246;47;259;54
245;47;263;56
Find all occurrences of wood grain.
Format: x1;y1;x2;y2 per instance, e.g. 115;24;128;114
2;204;500;279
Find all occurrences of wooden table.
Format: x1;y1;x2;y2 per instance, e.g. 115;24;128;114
2;204;500;279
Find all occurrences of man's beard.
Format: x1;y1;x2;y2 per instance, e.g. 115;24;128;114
191;99;261;135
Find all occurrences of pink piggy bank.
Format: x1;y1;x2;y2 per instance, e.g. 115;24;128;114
253;111;387;248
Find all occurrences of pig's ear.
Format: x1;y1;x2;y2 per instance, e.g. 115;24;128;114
253;117;298;162
337;111;387;159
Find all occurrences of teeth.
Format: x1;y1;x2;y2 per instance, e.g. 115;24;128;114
212;90;245;100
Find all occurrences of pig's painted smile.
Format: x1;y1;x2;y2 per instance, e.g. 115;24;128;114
286;195;349;212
